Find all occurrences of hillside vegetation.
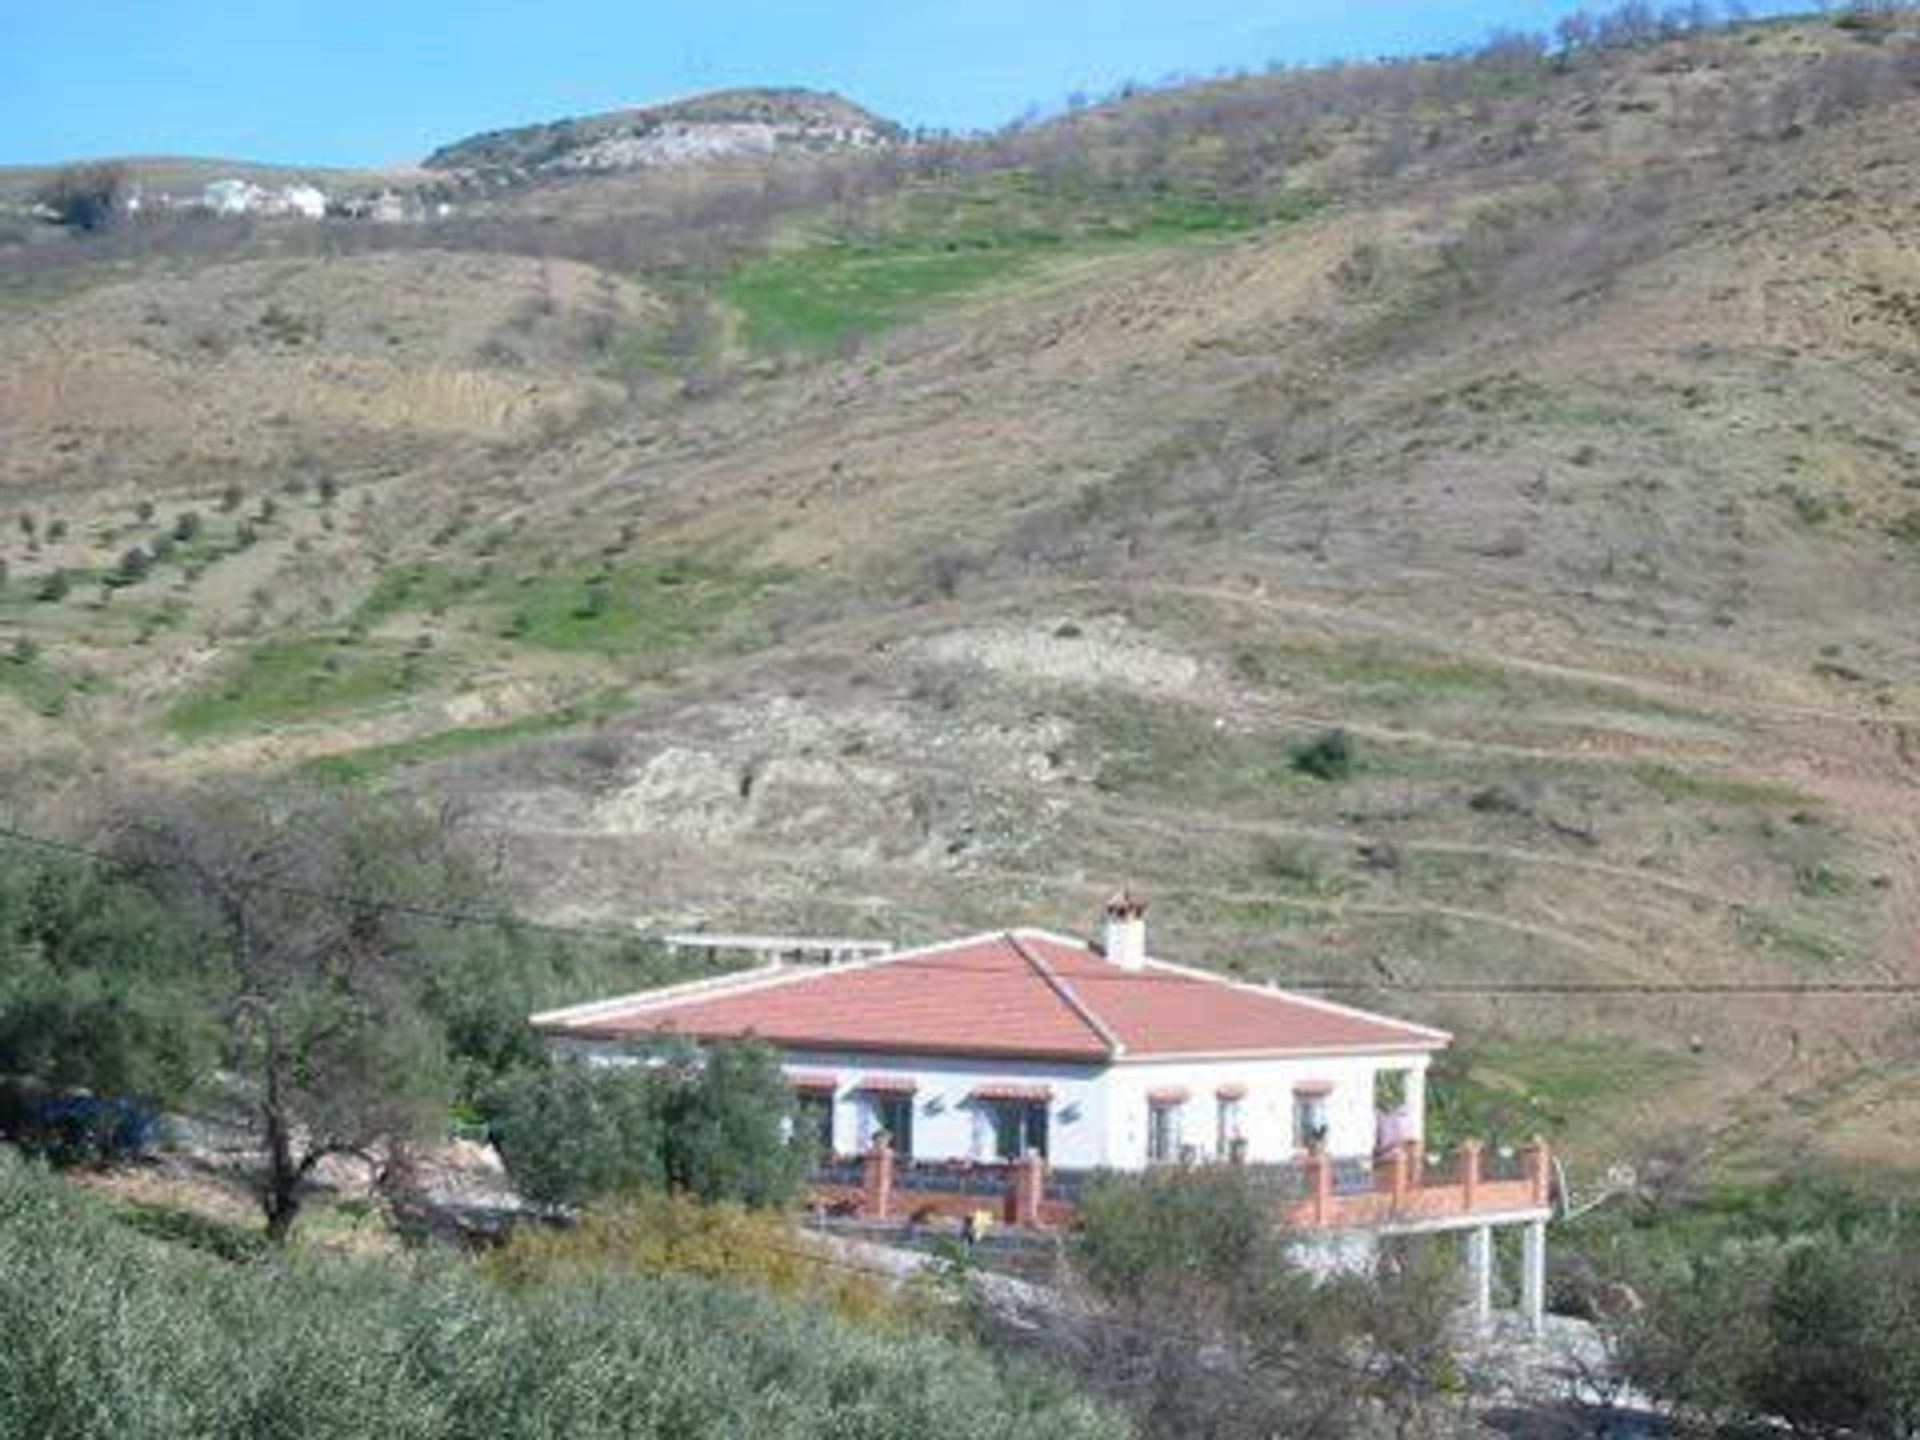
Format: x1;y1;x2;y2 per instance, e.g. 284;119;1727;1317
5;10;1920;1181
0;1153;1110;1440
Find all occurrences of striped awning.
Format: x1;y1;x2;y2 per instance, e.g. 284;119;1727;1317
786;1072;838;1093
970;1083;1052;1102
855;1075;919;1094
1293;1080;1335;1097
1215;1083;1249;1100
1148;1087;1191;1104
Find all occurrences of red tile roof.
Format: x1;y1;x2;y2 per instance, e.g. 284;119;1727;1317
535;930;1448;1062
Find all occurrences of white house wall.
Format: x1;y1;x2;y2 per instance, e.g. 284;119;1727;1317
778;1048;1113;1169
553;1036;1431;1171
1104;1051;1431;1167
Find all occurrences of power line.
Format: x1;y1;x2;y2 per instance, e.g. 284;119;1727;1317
2;820;1916;999
0;820;647;947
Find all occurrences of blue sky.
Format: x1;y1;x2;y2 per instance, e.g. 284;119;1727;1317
0;1;1684;167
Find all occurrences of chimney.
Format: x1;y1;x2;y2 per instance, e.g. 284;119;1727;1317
1103;888;1149;970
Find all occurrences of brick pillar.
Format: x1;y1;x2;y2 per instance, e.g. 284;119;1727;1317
1010;1154;1046;1228
862;1136;895;1220
1307;1151;1332;1226
1458;1139;1483;1213
1381;1144;1409;1210
1523;1136;1552;1208
1403;1137;1425;1190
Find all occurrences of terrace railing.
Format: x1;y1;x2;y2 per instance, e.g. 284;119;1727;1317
807;1137;1552;1232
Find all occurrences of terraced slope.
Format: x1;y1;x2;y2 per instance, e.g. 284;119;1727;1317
4;16;1920;1177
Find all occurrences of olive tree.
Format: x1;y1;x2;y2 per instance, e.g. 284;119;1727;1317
112;783;473;1242
1062;1167;1469;1439
484;1041;806;1211
0;848;217;1158
1618;1227;1920;1437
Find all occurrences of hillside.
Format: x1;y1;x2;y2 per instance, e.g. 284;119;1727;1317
4;13;1920;1183
422;87;899;174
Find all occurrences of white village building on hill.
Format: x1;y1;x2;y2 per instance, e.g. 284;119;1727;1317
201;179;328;219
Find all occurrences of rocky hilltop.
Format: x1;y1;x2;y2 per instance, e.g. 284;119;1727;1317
422;87;899;175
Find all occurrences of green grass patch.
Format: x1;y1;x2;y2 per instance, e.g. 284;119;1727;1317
1733;906;1849;972
109;1199;270;1263
726;242;1030;351
1211;894;1347;931
354;561;479;627
723;174;1296;352
1632;763;1803;809
1426;1037;1691;1153
0;643;94;717
165;636;435;737
354;554;788;661
499;556;788;657
299;689;627;783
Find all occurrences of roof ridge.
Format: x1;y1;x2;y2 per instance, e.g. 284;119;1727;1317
1005;931;1126;1058
534;930;1019;1029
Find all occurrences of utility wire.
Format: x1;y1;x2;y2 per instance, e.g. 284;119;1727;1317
3;821;1916;998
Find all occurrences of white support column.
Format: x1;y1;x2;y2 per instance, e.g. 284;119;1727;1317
1465;1225;1493;1335
1404;1067;1428;1143
1521;1220;1548;1338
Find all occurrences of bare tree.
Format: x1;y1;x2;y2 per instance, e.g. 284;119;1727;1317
113;783;474;1243
33;163;130;233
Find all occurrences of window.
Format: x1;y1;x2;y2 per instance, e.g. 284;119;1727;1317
795;1092;835;1159
1147;1100;1184;1164
1215;1095;1244;1157
1292;1089;1330;1151
986;1100;1048;1160
867;1092;915;1158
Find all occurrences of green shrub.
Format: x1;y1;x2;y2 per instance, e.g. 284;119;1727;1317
0;1153;1117;1440
484;1041;807;1211
0;850;218;1126
485;1059;668;1206
1620;1223;1920;1437
1069;1167;1460;1437
1076;1165;1300;1309
110;546;152;587
1290;728;1355;782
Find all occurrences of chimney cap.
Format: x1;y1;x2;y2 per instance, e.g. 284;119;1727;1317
1104;887;1148;919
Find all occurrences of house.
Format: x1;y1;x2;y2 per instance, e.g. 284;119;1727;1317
199;178;329;219
537;893;1444;1170
534;892;1553;1332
